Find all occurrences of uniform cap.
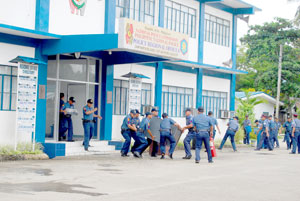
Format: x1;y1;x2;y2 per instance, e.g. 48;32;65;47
130;110;137;114
135;109;140;114
145;112;151;116
198;107;204;112
293;114;298;117
87;99;93;104
151;108;158;112
234;116;239;121
69;97;76;103
185;108;192;112
162;113;168;118
269;115;273;118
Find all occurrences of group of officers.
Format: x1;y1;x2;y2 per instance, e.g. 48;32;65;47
59;93;102;151
120;106;300;163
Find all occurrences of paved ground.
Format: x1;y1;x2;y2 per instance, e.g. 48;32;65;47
0;145;300;201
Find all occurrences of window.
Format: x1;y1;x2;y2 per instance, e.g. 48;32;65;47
204;13;230;47
0;65;17;111
116;0;155;25
165;0;197;38
162;85;193;117
202;90;228;118
113;79;152;115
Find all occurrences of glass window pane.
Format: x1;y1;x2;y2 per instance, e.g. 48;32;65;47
88;60;96;83
0;66;11;74
11;93;17;110
47;60;57;78
12;77;17;93
12;68;18;76
2;93;10;110
45;80;56;139
59;60;87;82
3;76;10;92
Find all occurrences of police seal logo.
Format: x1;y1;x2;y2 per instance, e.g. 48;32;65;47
69;0;87;16
180;39;188;55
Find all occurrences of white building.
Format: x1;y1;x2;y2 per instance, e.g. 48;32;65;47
0;0;260;158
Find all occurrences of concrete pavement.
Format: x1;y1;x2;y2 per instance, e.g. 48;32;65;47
0;145;300;201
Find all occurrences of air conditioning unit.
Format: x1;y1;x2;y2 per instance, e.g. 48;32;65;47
220;110;235;119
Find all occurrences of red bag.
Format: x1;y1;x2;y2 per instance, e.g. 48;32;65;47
210;137;217;157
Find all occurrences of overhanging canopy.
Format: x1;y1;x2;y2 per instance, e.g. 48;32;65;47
203;0;261;14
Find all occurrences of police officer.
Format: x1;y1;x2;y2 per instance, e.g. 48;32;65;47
290;114;300;154
255;115;273;151
160;113;181;159
243;115;252;145
59;93;67;141
139;112;156;156
82;99;102;151
273;117;281;148
218;116;239;152
182;108;195;159
148;108;160;157
192;107;213;163
208;111;221;139
268;115;276;149
120;110;137;157
283;116;293;150
130;110;148;158
63;97;76;142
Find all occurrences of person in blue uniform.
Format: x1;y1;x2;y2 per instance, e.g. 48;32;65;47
290;114;300;154
63;97;76;142
146;108;160;157
243;115;252;145
255;115;273;151
120;110;137;157
268;115;276;149
160;113;181;159
82;99;102;151
182;108;195;159
283;116;293;150
208;111;221;139
192;107;213;163
138;112;156;156
130;110;148;158
218;116;239;152
59;93;67;141
273;117;281;148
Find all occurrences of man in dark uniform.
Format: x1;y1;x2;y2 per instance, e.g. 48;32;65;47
82;99;102;151
120;110;136;157
59;93;67;141
290;114;300;154
283;116;293;150
160;113;181;159
268;115;276;149
243;115;251;145
182;108;195;159
208;111;221;139
148;108;160;157
273;117;281;148
218;116;239;152
63;97;76;142
138;112;156;156
192;107;213;163
255;115;273;151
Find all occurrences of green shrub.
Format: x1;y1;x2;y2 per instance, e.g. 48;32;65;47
0;143;43;155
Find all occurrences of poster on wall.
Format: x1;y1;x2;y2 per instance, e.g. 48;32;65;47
15;63;38;150
128;78;142;111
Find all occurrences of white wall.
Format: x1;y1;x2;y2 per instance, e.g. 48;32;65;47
49;0;105;35
254;103;275;120
203;5;232;67
0;43;35;146
0;0;36;29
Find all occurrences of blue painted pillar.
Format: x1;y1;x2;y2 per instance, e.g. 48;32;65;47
35;0;50;32
100;63;114;140
230;15;237;111
155;62;163;116
196;2;205;108
158;0;165;27
105;0;116;34
35;43;48;143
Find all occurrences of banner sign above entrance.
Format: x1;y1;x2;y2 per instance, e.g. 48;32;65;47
119;18;189;60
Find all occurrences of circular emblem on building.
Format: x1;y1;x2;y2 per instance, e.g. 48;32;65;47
180;39;188;55
126;23;134;45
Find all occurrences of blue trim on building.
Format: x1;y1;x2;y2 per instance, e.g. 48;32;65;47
230;15;237;111
196;68;203;107
42;143;66;159
34;43;48;143
162;63;197;74
205;2;257;14
203;69;231;80
0;33;38;47
155;62;163;117
100;63;114;140
105;0;116;34
42;34;118;55
35;0;50;32
158;0;165;27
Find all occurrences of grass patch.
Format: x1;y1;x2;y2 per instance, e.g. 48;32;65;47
0;143;44;156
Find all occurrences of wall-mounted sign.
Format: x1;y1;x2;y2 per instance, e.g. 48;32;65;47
128;78;142;111
119;18;189;60
69;0;87;16
15;63;38;147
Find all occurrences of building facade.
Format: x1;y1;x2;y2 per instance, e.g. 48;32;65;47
0;0;259;155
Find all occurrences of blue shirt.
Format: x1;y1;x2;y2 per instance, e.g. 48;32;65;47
186;115;194;132
243;119;251;128
63;102;74;110
121;115;132;130
268;119;276;131
160;118;176;130
83;105;94;120
60;100;65;111
283;121;292;133
131;117;140;129
262;119;269;132
209;116;218;130
292;118;300;131
140;118;150;132
228;119;239;131
275;122;281;132
192;113;212;131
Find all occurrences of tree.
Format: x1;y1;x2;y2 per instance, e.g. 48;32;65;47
237;18;300;113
